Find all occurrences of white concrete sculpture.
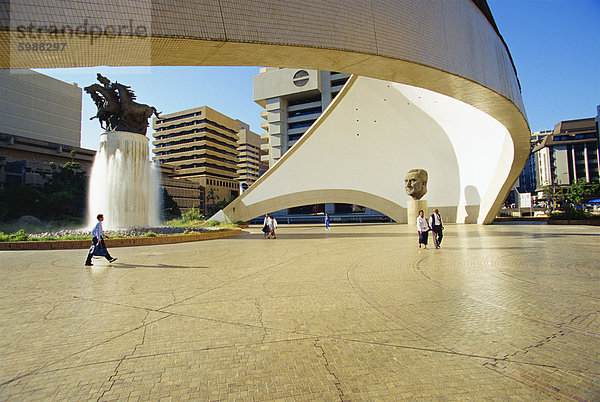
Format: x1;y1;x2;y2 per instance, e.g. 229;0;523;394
222;76;514;224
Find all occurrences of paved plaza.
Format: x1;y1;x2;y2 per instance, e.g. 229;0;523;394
1;223;599;400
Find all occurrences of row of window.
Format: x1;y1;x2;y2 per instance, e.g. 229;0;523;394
207;178;237;188
288;106;322;119
554;133;597;141
155;118;237;135
155;144;237;159
155;127;238;149
178;162;238;174
156;133;237;153
160;153;238;167
156;111;202;125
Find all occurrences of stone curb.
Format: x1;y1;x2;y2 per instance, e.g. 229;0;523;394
547;219;600;226
0;228;242;251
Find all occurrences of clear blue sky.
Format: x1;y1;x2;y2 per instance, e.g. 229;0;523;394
488;0;599;131
35;0;599;151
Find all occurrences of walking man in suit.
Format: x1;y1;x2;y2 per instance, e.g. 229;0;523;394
430;208;444;248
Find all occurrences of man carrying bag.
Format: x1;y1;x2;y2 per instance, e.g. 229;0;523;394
429;208;444;249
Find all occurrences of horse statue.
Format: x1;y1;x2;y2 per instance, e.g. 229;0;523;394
110;82;161;135
84;82;121;130
84;74;161;136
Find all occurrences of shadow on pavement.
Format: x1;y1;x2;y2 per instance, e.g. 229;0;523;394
111;263;210;269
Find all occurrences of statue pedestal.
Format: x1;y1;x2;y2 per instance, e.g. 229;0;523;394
407;199;428;226
87;131;160;229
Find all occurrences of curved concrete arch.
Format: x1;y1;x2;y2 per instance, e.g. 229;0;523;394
228;189;408;225
1;0;530;223
224;75;508;223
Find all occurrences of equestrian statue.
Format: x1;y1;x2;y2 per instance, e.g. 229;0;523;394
84;74;161;135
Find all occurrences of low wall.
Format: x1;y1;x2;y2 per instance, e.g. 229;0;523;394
494;216;549;223
0;228;242;251
547;220;600;226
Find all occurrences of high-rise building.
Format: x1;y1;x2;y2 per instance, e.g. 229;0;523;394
254;68;383;219
254;68;350;167
0;69;81;147
152;106;241;215
518;130;552;193
0;69;94;189
156;163;205;214
236;121;267;193
533;114;600;189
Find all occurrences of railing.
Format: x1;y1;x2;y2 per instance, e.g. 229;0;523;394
249;214;391;225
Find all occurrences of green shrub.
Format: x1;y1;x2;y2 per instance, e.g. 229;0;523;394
234;220;248;225
548;210;598;220
141;231;158;237
6;230;30;241
181;207;204;223
203;220;221;227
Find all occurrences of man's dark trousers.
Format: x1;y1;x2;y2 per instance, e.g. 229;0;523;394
433;226;443;246
85;237;113;265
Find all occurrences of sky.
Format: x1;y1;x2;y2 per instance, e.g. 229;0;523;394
34;0;600;151
487;0;599;131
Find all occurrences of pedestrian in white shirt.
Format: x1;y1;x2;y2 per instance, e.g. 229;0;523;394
85;214;117;266
416;209;430;249
269;215;278;239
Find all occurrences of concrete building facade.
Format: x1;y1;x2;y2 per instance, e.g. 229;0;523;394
0;69;92;189
254;68;350;167
156;163;205;214
0;69;81;147
533;115;600;189
236;121;267;193
518;130;552;193
152;106;240;215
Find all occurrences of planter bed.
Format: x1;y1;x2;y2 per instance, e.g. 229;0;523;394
0;228;242;251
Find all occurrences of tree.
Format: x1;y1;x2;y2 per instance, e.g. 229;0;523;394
0;185;47;220
161;188;181;219
565;179;600;206
42;161;88;218
206;188;219;215
542;184;566;210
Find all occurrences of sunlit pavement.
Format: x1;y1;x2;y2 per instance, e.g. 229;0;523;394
1;223;599;400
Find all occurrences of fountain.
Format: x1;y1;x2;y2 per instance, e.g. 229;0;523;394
85;74;162;229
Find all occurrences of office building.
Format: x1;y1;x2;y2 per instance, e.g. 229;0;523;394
533;113;600;188
0;69;93;189
236;121;267;193
152;106;240;215
253;67;381;219
156;163;205;214
0;69;81;147
254;68;350;167
518;130;552;193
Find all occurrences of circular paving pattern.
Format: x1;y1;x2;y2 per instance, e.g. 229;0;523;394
0;223;598;399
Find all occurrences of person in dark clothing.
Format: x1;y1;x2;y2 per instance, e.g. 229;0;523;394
429;208;444;248
85;214;117;266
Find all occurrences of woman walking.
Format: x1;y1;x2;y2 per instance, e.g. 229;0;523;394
416;209;430;249
262;214;270;239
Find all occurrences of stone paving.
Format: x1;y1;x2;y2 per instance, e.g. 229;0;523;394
0;223;599;400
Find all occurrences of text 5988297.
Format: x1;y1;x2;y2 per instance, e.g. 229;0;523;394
18;42;66;51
